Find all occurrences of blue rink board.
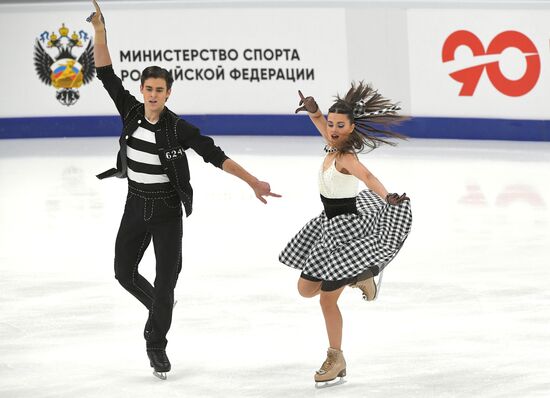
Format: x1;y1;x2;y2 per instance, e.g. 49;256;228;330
0;115;549;141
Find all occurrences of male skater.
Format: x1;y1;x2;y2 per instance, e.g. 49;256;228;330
88;0;280;379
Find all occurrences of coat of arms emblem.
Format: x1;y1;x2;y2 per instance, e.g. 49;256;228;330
34;23;95;106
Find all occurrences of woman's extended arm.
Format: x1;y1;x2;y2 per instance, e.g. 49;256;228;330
295;90;329;144
338;153;409;205
339;153;389;199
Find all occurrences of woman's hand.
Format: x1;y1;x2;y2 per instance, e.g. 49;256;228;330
295;90;319;114
386;193;409;205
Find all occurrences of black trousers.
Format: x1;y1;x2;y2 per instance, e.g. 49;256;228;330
114;187;183;351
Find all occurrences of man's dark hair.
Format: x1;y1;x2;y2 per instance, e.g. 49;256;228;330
141;66;174;90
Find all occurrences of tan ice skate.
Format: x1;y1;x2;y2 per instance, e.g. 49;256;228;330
350;270;380;301
314;348;347;388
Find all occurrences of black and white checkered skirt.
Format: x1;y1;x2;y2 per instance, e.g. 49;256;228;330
279;189;412;281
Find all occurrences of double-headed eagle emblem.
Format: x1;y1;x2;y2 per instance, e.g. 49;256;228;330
34;23;95;106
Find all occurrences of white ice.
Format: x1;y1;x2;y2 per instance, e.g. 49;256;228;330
1;136;549;397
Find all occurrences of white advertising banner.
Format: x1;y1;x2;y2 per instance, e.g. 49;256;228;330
0;6;348;117
407;9;550;119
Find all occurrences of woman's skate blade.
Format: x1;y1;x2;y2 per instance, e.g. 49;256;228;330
153;371;167;380
315;376;347;389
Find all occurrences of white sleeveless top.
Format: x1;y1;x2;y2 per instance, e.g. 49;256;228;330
318;157;359;198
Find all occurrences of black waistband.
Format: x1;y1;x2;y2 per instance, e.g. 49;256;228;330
320;194;357;219
128;180;178;199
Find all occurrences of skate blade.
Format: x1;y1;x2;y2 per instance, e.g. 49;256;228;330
153;371;167;380
315;376;346;389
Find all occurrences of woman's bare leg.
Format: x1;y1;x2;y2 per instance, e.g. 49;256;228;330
319;287;346;350
297;277;322;298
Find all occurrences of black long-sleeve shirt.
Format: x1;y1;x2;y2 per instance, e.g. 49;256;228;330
96;64;229;216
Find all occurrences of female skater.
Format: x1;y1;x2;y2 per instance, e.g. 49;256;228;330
279;82;412;386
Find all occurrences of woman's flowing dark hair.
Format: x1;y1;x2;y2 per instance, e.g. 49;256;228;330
328;81;407;153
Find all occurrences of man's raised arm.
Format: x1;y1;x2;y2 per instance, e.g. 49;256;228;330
88;0;138;116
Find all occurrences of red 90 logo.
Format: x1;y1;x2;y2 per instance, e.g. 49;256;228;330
442;30;540;97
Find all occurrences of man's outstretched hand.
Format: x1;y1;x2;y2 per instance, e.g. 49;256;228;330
251;180;282;204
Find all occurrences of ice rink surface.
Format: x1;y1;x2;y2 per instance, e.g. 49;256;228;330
1;135;549;397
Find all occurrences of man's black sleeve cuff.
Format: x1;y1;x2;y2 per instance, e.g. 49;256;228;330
96;64;115;80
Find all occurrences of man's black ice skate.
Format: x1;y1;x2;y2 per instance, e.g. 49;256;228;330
147;350;171;380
